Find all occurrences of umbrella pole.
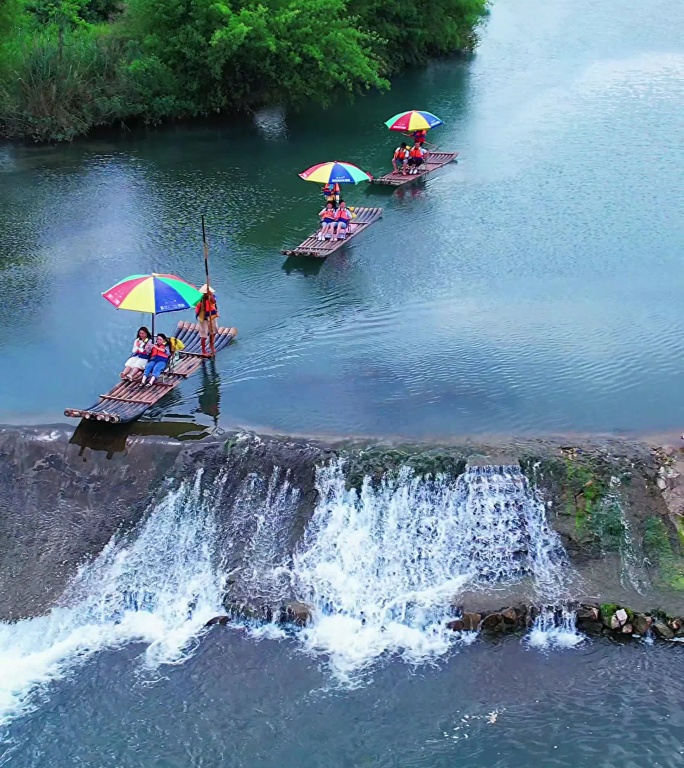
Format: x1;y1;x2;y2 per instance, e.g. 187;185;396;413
201;215;216;357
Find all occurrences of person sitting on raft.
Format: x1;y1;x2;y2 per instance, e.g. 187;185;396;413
333;200;354;241
120;326;152;382
195;284;219;356
408;143;427;174
140;333;170;387
392;143;409;175
318;202;337;240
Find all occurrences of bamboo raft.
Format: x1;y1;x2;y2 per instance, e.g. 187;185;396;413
64;321;237;424
370;152;458;187
281;207;383;258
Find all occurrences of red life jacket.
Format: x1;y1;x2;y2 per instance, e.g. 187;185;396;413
335;207;351;221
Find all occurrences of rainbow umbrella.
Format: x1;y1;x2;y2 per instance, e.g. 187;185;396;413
385;110;443;132
299;161;372;185
102;273;204;334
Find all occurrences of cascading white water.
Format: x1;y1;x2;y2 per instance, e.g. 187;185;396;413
527;607;583;649
0;471;224;729
0;454;580;721
290;461;571;679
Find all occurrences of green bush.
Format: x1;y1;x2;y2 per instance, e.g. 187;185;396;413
0;0;488;141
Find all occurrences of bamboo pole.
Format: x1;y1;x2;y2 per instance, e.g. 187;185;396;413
201;215;216;357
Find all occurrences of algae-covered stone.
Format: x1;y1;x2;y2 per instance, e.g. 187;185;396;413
600;603;620;629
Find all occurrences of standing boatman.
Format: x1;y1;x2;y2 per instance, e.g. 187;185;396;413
195;284;219;356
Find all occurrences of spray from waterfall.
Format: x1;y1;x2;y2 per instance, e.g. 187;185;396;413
289;461;572;678
0;471;223;729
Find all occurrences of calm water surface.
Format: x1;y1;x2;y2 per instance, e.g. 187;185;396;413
1;0;683;436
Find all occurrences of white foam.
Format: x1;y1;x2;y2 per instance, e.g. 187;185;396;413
291;462;571;679
0;472;223;728
526;608;584;649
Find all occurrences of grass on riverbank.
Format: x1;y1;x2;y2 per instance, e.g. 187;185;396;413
0;0;488;142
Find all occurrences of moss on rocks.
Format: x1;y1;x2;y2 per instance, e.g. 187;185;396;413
643;516;684;590
342;447;467;491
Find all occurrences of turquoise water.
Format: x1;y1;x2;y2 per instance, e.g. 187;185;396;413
1;0;683;439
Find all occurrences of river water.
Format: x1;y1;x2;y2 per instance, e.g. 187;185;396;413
1;0;683;437
2;0;684;764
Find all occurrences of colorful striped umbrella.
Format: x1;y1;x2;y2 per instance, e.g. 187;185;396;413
385;110;443;132
299;161;372;185
103;273;203;315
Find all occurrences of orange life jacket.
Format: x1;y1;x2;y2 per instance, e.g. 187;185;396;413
335;207;351;221
410;147;423;158
150;342;170;360
394;147;408;159
195;296;218;320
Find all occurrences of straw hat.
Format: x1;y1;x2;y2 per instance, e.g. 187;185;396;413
199;284;216;294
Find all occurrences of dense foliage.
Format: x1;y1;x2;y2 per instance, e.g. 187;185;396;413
0;0;487;141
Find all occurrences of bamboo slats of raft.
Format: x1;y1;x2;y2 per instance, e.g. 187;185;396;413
371;152;458;187
282;206;383;258
64;321;237;424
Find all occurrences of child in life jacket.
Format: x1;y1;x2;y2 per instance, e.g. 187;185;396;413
318;202;337;240
141;333;171;387
392;142;409;175
333;200;354;240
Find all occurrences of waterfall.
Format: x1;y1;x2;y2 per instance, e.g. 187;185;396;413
290;462;571;679
527;607;583;649
0;471;224;729
0;455;578;722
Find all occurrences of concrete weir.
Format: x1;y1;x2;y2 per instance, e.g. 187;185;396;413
1;425;683;625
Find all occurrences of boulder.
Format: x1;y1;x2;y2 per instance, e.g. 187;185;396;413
447;619;465;632
610;613;622;630
633;614;652;635
652;619;675;640
621;623;633;635
501;607;519;625
204;615;230;627
461;612;481;631
576;605;600;622
669;618;683;632
224;602;272;622
615;608;629;626
480;613;505;633
580;621;604;635
281;601;313;626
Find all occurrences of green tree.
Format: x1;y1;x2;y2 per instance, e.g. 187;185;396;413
125;0;387;115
